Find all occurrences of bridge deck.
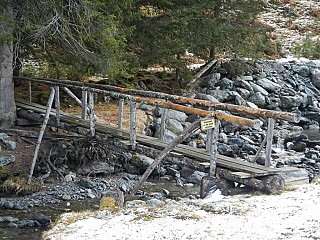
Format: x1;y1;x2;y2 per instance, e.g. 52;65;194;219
16;99;285;178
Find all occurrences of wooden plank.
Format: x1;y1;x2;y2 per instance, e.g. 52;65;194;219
265;118;275;167
16;99;280;176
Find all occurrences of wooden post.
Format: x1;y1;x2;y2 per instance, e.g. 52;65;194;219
265;118;275;167
130;101;137;150
81;89;87;120
210;119;220;177
54;85;60;128
253;135;267;162
126;119;202;200
118;99;124;129
88;91;95;137
28;81;32;102
206;107;213;152
159;107;167;140
28;87;55;184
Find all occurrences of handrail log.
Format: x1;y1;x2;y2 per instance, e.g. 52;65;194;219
14;76;296;124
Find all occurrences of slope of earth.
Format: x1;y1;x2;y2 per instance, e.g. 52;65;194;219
260;0;320;57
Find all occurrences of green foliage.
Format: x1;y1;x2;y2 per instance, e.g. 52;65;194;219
294;35;320;59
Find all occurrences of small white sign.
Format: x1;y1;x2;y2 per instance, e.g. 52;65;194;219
201;119;215;131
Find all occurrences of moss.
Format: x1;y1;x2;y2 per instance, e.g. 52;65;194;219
1;177;43;195
99;197;120;211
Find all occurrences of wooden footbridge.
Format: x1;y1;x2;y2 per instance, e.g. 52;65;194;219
13;76;305;196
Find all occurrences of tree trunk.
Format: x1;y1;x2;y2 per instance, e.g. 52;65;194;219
0;1;16;128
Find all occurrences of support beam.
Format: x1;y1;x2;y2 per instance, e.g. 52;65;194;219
81;89;87;120
206;107;213;152
159;107;167;141
118;99;124;129
265;118;275;167
88;91;95;137
210;119;220;177
28;81;32;102
28;87;55;184
54;85;60;128
126;119;202;200
130;101;137;150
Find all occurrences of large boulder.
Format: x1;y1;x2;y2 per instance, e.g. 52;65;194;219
279;95;302;109
248;92;266;107
256;78;281;93
166;109;188;122
311;68;320;89
200;73;221;88
166;119;184;135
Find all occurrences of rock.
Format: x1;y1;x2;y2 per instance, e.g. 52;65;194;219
132;154;165;176
2;140;17;150
246;101;259;109
200;73;221;88
180;166;195;178
207;89;227;102
32;213;51;226
16;220;41;228
242;143;257;155
0;216;19;223
251;83;269;96
217;143;233;157
236;88;251;99
271;63;286;74
304;112;320;122
139;103;152;111
154;128;177;142
216;77;233;90
291;142;307;152
292;65;310;77
0;154;15;167
311;68;320;89
248;92;266;107
280;95;302;109
65;172;76;182
195;93;220;103
166;119;184;135
185;115;200;123
256;78;281;93
79;178;96;189
0;133;9;140
147;198;164;208
186;171;207;184
166;109;188;122
256;156;266;165
239;79;253;92
90;162;115;175
100;190;124;207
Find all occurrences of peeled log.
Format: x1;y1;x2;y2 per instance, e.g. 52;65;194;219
217;169;285;194
15;76;300;123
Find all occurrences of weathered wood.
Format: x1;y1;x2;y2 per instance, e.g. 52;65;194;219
209;119;219;177
253;135;267;162
88;91;95;137
188;59;217;86
217;169;285;193
265;118;275;167
159;107;167;140
126;119;202;200
206;107;213;152
54;85;60;127
118;99;124;129
15;76;300;122
28;87;55;184
28;81;32;102
81;89;87;120
130;101;137;150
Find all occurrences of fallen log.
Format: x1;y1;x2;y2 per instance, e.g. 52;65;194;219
217;169;285;194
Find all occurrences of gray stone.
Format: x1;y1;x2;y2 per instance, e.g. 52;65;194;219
216;78;233;90
200;73;221;88
256;78;281;93
0;133;9;140
207;89;227;102
240;80;253;92
166;109;188;122
271;63;286;73
246;101;259;109
185;115;200;123
0;216;19;223
139;103;152;111
195;93;220;103
132;154;165;175
90;162;115;175
292;65;310;77
16;220;41;228
166;119;184;135
279;95;302;109
236;88;251;99
0;154;15;167
248;92;266;107
241;76;254;81
147;198;164;208
2;140;17;150
256;156;266;165
291;142;307;152
311;68;320;89
32;213;51;226
186;171;207;184
79;178;96;189
217;143;233;157
251;83;269;96
242;143;257;154
101;190;124;207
